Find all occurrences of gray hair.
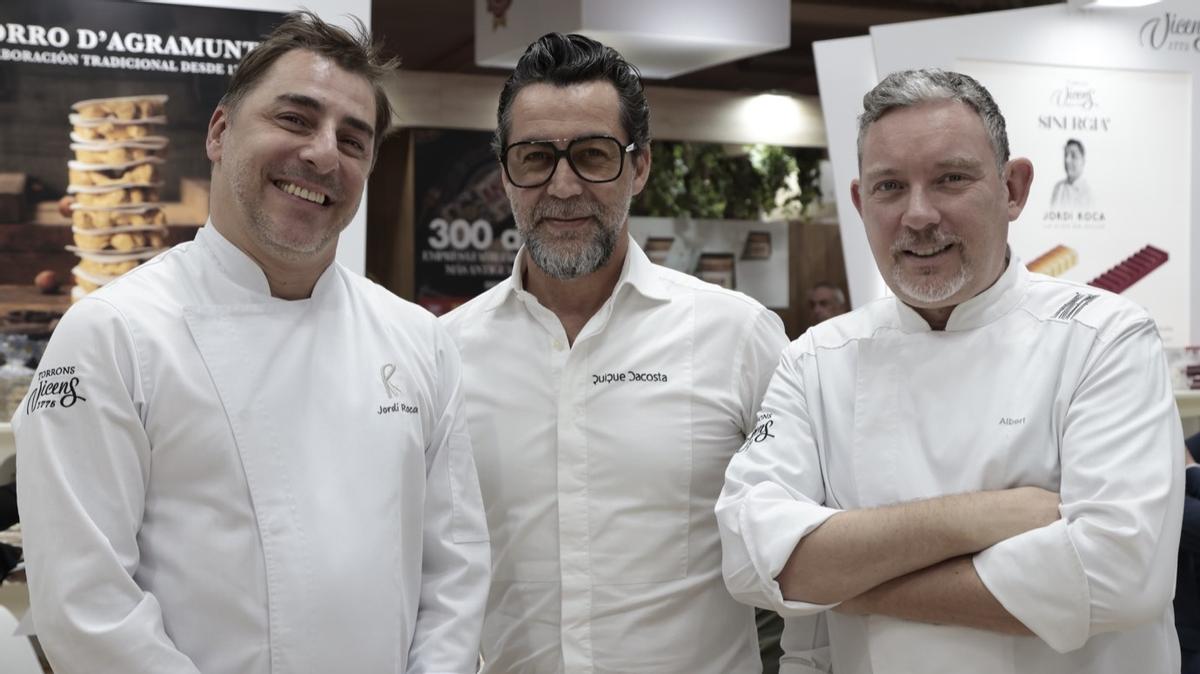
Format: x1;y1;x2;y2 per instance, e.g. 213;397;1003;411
857;68;1009;172
810;281;846;306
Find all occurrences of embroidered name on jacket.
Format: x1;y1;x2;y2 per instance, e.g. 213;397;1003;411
377;362;418;415
25;365;87;414
592;370;669;386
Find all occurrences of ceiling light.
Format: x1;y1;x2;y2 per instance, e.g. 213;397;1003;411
1068;0;1163;8
475;0;790;79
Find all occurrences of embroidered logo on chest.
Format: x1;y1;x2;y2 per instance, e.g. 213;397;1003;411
377;363;418;415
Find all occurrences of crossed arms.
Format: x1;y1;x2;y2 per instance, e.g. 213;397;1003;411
717;320;1183;652
777;487;1060;634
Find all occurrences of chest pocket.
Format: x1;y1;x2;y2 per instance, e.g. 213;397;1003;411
583;314;694;585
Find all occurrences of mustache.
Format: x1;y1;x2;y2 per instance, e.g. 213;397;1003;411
532;197;601;223
891;228;961;254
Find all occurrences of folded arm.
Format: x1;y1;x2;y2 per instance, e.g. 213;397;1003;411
778;487;1060;605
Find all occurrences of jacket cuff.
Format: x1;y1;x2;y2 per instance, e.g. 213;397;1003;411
973;519;1090;652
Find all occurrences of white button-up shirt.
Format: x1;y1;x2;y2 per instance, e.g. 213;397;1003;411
442;239;797;673
717;258;1183;674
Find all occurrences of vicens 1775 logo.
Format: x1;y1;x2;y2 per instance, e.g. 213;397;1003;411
25;365;86;414
1140;12;1200;53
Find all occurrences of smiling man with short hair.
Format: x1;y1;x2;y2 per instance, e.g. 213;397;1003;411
15;12;490;673
718;68;1182;674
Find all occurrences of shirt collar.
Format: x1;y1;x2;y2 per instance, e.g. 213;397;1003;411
195;221;341;301
196;222;273;296
893;246;1027;332
480;234;672;312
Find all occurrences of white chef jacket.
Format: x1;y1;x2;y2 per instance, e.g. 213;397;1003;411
717;257;1184;674
13;225;491;674
441;239;822;673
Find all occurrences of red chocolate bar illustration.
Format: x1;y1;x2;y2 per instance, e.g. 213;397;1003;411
1087;245;1168;294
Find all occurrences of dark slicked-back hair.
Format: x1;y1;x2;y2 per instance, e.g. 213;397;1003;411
220;10;399;158
492;33;650;157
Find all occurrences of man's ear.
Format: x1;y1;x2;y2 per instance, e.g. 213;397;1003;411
1003;158;1035;221
630;141;652;196
850;178;864;218
206;106;230;163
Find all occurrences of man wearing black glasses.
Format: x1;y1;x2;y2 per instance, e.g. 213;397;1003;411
442;32;827;674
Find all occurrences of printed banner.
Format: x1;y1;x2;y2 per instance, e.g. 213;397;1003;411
413;129;518;315
960;59;1193;347
1;0;282;203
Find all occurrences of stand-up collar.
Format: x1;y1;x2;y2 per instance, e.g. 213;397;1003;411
195;223;340;302
893;248;1027;332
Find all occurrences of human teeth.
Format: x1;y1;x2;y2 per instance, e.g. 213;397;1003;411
277;181;327;205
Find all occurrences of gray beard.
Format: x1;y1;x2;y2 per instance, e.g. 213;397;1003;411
891;262;970;304
524;221;618;280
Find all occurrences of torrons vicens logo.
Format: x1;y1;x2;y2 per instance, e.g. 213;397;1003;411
1140;12;1200;53
25;365;86;415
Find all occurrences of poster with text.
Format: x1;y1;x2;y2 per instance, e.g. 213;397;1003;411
0;0;283;288
959;59;1192;346
413;129;518;315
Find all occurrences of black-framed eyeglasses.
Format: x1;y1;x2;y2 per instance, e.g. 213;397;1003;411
501;135;638;188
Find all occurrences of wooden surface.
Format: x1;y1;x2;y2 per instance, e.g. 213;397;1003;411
0;285;70;316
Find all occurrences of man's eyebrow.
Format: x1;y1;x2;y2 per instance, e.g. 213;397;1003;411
934;157;983;171
275;93;374;139
862;167;898;183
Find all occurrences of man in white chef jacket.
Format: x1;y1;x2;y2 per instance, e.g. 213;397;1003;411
717;67;1184;673
441;33;828;674
13;12;490;674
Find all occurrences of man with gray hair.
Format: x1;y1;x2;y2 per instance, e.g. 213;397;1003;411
717;68;1182;672
806;281;847;324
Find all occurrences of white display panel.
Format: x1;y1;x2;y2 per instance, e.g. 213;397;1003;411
962;59;1192;345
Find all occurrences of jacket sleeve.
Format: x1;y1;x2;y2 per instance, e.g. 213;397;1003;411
1180;467;1200;555
716;338;842;617
14;298;200;673
973;318;1183;653
407;322;491;673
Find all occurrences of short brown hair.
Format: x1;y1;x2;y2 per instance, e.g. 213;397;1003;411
221;10;399;158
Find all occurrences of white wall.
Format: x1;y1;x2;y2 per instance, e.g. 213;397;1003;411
136;0;372;275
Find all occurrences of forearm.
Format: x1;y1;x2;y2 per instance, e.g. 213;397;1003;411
836;556;1032;635
778;487;1059;604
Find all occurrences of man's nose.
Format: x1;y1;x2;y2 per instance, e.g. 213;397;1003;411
545;155;583;199
899;186;940;231
298;123;339;174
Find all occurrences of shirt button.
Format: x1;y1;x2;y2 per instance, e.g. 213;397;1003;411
553;340;565;351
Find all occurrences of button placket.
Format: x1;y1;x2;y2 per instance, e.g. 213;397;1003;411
556;339;593;671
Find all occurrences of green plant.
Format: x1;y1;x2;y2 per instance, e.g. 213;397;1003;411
632;141;823;221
